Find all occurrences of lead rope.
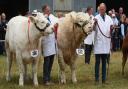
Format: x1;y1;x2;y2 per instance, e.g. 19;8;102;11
96;22;111;38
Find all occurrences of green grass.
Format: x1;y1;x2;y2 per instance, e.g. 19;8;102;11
0;51;128;89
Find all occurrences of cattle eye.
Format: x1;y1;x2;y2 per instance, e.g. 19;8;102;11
90;17;92;20
86;21;89;23
41;21;45;23
80;21;83;23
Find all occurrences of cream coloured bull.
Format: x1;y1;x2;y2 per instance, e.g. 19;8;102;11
57;12;94;83
5;12;53;86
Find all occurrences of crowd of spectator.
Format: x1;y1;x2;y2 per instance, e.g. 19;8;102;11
108;7;128;51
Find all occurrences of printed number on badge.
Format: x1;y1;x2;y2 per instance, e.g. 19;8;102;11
31;50;39;57
76;49;84;55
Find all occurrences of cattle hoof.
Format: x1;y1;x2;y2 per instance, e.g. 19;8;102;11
72;79;77;84
34;83;38;87
61;80;66;84
33;79;38;86
19;80;24;86
19;83;24;86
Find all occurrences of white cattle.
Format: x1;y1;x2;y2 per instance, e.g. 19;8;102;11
57;12;94;84
5;12;53;86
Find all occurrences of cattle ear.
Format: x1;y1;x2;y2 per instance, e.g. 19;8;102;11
70;11;77;22
29;16;36;23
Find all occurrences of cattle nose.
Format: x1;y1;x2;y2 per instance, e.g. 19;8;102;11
88;27;92;29
51;28;54;31
46;23;50;27
88;27;93;32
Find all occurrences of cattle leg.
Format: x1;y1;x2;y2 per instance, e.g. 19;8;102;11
58;50;66;84
6;51;13;81
16;51;24;86
70;59;77;83
23;64;29;80
122;52;127;75
32;60;38;86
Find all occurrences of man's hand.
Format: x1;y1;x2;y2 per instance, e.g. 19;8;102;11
93;18;98;25
93;18;98;30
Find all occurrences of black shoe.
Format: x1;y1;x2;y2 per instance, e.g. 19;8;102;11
85;61;90;64
95;80;99;85
102;80;109;85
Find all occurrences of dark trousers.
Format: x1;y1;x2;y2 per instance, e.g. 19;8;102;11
120;38;123;50
0;42;4;54
95;54;108;82
112;37;120;51
43;55;54;82
85;44;93;64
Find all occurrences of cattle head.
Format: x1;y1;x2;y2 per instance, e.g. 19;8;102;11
70;12;94;35
29;12;53;35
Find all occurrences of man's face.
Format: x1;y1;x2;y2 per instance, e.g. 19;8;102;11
89;8;93;15
99;5;106;15
119;8;123;14
1;13;6;20
44;6;51;15
108;11;112;17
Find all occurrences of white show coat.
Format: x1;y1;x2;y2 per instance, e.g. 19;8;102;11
84;15;95;45
94;14;113;54
42;14;58;57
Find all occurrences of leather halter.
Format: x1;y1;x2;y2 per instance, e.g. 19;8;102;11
34;23;50;32
75;20;89;35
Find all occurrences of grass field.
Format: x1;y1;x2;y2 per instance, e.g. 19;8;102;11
0;51;128;89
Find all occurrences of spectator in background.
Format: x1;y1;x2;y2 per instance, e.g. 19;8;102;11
120;14;126;38
1;13;7;31
119;7;124;16
25;11;31;17
117;7;124;24
117;7;125;50
1;13;7;38
112;14;119;26
84;6;94;64
32;10;38;16
56;12;64;18
41;4;58;86
0;15;3;54
95;6;99;16
120;14;126;49
108;10;112;17
111;9;116;14
111;14;120;51
124;17;128;36
55;12;64;39
0;13;7;55
0;15;2;30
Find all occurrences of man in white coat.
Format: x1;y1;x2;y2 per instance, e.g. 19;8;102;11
94;3;113;84
42;5;58;86
84;6;95;64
